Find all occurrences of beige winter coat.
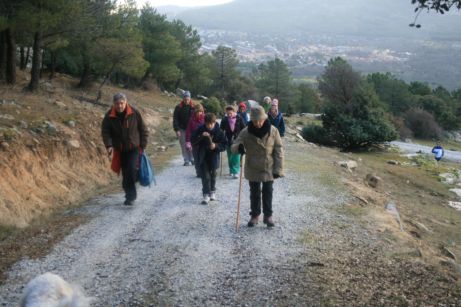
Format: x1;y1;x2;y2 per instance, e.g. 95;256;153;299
231;125;284;182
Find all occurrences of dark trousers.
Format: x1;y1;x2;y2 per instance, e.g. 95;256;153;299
121;148;139;201
193;146;202;177
201;162;216;195
249;181;273;217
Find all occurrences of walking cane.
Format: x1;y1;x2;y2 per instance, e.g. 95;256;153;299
236;154;244;232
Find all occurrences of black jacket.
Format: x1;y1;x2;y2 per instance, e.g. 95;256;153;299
192;123;227;169
173;101;194;131
101;104;148;151
220;115;246;146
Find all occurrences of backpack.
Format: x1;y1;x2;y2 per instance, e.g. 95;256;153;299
138;152;155;187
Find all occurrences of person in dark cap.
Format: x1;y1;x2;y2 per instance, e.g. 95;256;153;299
231;105;284;227
101;92;149;206
173;90;195;166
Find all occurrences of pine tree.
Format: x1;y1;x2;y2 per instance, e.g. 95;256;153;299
139;7;181;89
211;45;238;100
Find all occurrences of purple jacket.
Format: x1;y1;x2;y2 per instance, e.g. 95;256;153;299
186;114;205;143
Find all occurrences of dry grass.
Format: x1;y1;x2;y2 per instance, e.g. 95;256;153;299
0;208;87;283
285;142;343;190
341;148;461;271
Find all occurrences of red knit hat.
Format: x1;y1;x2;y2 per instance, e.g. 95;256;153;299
239;102;247;111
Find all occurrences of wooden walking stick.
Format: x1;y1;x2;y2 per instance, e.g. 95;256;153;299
236;155;244;232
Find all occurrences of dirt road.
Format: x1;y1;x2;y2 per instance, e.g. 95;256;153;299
1;140;460;306
0;139;346;305
391;141;461;163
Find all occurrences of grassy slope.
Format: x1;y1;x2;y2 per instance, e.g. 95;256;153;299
286;115;461;272
285;116;461;303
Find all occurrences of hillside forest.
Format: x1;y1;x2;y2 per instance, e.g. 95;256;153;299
1;0;460;150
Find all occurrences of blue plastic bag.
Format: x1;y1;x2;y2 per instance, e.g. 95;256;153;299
139;152;156;187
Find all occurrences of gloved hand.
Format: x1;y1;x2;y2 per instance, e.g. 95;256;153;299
238;144;246;155
273;174;281;179
185;142;192;151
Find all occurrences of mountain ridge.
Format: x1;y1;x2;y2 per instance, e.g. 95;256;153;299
174;0;461;39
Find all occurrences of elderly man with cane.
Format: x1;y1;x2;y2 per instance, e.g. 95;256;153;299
232;105;284;228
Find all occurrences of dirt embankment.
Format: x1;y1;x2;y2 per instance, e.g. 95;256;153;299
0;72;176;227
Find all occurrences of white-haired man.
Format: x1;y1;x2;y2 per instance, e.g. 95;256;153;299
102;93;149;206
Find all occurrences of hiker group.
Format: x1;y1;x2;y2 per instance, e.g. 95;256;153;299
102;91;285;228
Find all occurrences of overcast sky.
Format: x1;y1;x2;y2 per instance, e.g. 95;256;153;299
138;0;233;7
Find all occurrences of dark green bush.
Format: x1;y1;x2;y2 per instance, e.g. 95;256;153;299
404;108;442;139
321;83;398;150
302;124;334;146
201;96;223;116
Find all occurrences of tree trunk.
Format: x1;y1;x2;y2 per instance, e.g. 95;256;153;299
48;50;57;80
78;58;92;88
23;47;30;70
20;46;25;70
5;28;16;84
96;63;115;103
28;32;42;91
0;31;6;81
39;49;45;79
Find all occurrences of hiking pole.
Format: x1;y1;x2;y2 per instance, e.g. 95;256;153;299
236;155;244;232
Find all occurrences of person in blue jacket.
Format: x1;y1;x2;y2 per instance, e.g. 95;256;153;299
192;113;227;205
431;142;444;162
238;102;249;126
267;98;285;137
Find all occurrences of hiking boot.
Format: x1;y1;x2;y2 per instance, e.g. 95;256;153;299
183;161;191;166
247;215;259;227
263;216;275;227
210;191;217;201
124;199;134;206
232;174;239;179
201;194;210;205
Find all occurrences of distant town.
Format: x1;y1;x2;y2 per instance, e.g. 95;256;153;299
198;29;461;89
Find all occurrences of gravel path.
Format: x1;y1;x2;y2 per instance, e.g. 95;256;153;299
0;141;351;306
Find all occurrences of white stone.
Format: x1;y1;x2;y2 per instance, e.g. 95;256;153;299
339;160;358;171
295;133;305;142
449;189;461;198
440;173;457;185
448;201;461;211
67;140;80;149
55;101;67;108
0;114;15;120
